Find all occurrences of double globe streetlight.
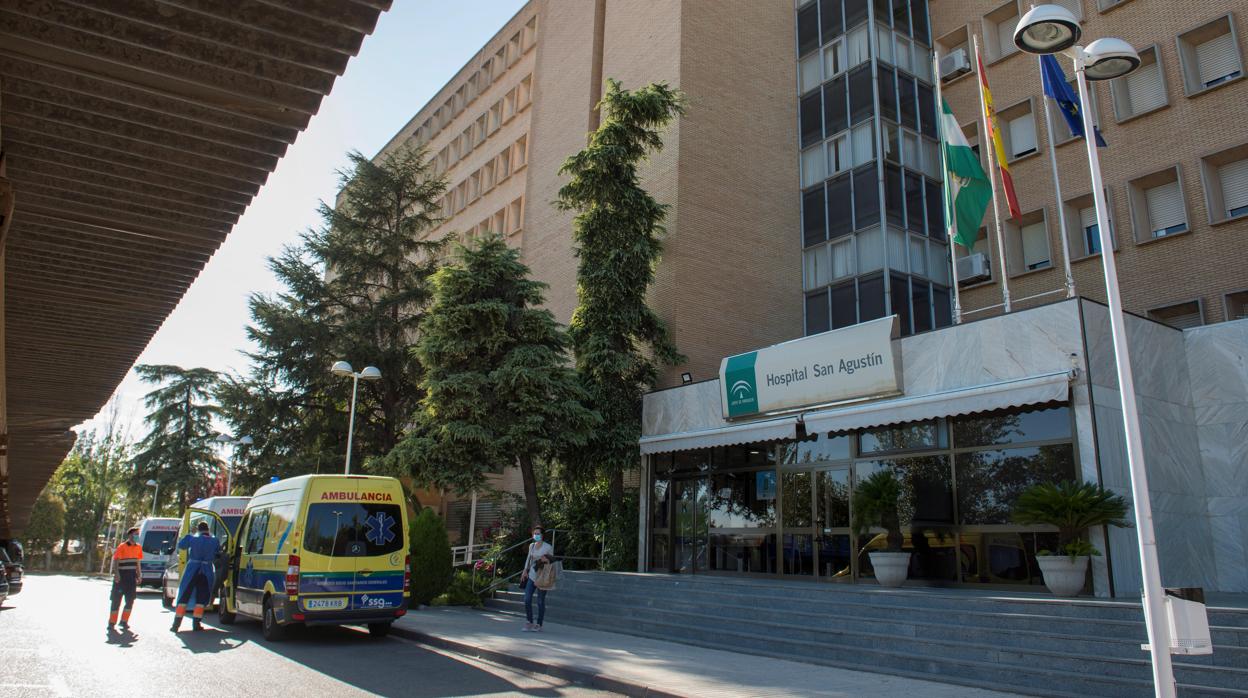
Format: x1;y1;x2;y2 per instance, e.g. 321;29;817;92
331;361;381;474
1013;8;1176;698
215;433;253;496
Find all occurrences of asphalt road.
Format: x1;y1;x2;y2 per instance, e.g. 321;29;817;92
0;574;617;698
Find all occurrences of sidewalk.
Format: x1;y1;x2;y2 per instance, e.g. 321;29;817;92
392;607;1025;698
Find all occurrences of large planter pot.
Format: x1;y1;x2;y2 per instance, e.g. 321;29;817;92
868;551;911;587
1036;555;1090;597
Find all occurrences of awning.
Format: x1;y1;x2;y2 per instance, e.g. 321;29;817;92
802;370;1074;436
640;416;800;455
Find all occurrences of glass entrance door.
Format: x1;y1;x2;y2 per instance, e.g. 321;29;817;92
815;466;853;580
672;477;708;574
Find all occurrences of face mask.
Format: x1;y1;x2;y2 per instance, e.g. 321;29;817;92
533;533;542;542
126;535;136;543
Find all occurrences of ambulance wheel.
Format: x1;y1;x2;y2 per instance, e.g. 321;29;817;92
262;598;286;641
218;598;236;625
367;622;392;638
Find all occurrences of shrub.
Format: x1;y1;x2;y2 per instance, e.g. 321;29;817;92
409;508;452;605
432;570;483;607
852;470;904;552
1012;481;1131;559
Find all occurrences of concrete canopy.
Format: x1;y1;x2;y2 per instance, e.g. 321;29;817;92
0;0;392;537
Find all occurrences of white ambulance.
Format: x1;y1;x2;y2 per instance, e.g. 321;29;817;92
133;517;182;588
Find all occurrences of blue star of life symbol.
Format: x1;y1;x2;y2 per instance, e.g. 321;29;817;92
364;511;396;546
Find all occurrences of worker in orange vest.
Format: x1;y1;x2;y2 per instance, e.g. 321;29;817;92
108;527;143;632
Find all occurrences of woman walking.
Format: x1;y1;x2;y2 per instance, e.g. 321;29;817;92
520;525;554;632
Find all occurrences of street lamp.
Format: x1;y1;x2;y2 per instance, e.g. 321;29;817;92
145;479;159;517
1015;8;1175;698
215;433;253;496
331;361;382;474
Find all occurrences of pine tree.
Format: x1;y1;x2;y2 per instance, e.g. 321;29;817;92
220;146;446;489
132;365;220;512
379;235;599;527
556;79;685;525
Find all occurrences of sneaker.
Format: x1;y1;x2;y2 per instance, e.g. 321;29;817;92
533;625;543;633
106;624;115;632
521;623;533;632
118;621;130;630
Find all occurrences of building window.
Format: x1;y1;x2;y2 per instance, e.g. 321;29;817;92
998;99;1038;161
982;1;1020;63
1177;15;1244;95
508;197;524;235
508;32;521;66
1199;144;1248;223
522;16;538;52
1063;189;1115;259
1111;45;1167;121
936;25;973;84
848;65;874;124
518;75;533;109
497;147;511;181
806;288;831;334
820;0;843;41
1225;290;1248;321
798;2;821;57
489;101;502;133
801;91;824;148
492;208;506;235
1129;167;1188;241
1005;210;1051;275
1148;300;1205;329
513;135;528;169
504;88;517;122
803;186;828;247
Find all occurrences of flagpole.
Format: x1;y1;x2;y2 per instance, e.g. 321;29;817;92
973;34;1012;314
933;50;963;324
1039;55;1077;299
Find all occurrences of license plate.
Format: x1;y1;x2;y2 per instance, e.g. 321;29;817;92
304;597;348;611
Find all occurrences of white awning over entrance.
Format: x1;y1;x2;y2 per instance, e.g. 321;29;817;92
639;416;800;455
802;370;1074;436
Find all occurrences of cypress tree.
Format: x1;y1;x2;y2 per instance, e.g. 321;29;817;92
556;79;686;522
380;235;599;527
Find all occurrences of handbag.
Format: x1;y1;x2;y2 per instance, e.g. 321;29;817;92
533;556;558;591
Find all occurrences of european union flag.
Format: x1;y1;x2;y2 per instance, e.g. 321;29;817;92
1041;54;1108;147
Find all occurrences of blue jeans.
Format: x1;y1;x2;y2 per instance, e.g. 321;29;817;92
523;578;547;626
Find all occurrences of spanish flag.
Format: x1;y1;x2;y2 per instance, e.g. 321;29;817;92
975;47;1023;221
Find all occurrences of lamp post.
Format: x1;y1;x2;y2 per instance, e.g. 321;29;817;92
145;479;159;517
215;433;253;496
331;361;382;474
1014;8;1175;697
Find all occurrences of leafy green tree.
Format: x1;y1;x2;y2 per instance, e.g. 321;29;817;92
409;508;452;605
556;79;685;523
50;402;134;569
25;490;66;560
131;365;220;512
379;235;599;526
220;146;445;490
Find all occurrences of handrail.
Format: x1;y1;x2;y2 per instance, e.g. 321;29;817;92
470;528;602;596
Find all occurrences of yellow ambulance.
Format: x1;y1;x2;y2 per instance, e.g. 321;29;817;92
218;474;410;641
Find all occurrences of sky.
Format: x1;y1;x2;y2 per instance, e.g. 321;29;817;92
76;1;529;436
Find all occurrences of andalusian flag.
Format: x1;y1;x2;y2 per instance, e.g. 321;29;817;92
939;99;992;250
975;48;1023;220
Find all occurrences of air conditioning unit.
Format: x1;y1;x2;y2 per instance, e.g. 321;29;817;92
940;49;972;81
956;252;991;282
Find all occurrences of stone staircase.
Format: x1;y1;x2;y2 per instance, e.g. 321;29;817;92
487;571;1248;698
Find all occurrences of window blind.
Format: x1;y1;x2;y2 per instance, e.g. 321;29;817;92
996;16;1018;59
1009;113;1037;158
1020;222;1050;270
1218;159;1248;215
1196;32;1240;87
1125;61;1166;115
1145;181;1185;235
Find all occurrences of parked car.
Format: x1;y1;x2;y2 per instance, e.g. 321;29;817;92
0;546;22;597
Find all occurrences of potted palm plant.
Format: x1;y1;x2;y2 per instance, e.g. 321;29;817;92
853;469;910;587
1012;481;1130;597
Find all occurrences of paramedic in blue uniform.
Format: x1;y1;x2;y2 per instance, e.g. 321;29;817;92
171;521;217;632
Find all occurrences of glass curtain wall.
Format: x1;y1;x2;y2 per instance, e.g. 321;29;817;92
648;404;1080;587
798;0;953;337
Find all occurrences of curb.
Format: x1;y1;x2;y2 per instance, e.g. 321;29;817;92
389;622;685;698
